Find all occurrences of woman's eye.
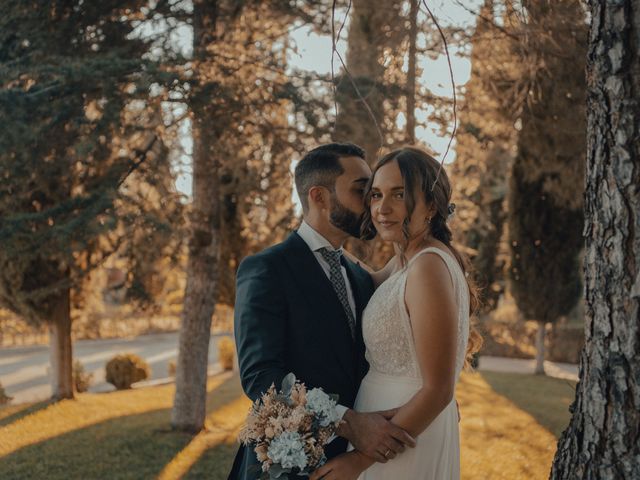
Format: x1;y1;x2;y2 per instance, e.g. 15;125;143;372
371;192;382;199
394;192;404;199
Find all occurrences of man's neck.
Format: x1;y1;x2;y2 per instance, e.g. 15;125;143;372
303;217;347;250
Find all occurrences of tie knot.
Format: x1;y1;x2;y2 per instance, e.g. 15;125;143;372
319;247;342;266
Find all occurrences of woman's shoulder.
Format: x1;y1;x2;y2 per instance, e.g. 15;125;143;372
405;246;456;291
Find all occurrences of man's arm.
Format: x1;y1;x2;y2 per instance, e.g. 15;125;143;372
234;254;288;401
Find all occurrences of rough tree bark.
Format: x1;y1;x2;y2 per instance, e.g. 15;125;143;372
171;0;220;432
534;320;545;375
405;0;419;144
550;0;640;477
48;285;73;400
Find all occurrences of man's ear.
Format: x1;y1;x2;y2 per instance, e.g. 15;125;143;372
308;186;329;211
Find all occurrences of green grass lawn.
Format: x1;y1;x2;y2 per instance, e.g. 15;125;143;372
0;370;575;480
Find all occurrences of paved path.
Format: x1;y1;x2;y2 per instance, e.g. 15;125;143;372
0;333;579;405
478;355;579;382
0;332;226;404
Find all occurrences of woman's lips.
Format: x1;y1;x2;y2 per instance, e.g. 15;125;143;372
376;220;398;228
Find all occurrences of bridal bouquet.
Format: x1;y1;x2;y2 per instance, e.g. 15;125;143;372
239;373;341;479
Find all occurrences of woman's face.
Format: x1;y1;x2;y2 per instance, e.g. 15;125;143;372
369;160;432;244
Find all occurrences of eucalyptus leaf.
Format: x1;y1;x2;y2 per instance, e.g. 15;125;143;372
280;372;296;396
269;464;292;479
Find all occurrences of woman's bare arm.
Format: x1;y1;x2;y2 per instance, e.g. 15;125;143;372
389;252;458;435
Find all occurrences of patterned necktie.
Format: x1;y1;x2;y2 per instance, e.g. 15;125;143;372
319;247;356;340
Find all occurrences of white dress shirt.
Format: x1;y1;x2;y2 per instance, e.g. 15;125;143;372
296;220;355;420
296;221;357;319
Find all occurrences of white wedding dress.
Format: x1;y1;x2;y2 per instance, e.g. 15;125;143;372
353;247;469;479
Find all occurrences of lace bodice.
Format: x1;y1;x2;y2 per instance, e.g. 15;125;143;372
362;247;470;380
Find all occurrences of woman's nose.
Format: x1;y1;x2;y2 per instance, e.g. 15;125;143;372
378;196;392;214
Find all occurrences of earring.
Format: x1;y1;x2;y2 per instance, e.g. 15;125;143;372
424;217;432;240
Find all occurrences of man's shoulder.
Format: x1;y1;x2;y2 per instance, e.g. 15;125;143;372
238;233;298;270
344;257;375;292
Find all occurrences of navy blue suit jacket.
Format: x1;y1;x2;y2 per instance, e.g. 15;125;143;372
228;232;374;479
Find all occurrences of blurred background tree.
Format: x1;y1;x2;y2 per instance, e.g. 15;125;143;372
171;0;335;432
0;0;184;399
449;0;519;313
508;0;587;375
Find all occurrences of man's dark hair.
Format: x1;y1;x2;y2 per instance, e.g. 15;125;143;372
294;142;366;212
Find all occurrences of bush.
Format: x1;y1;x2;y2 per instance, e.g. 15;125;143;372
218;337;235;371
73;359;93;393
168;359;176;377
105;353;150;390
0;381;12;405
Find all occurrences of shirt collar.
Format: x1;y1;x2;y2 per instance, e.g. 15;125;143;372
297;220;343;254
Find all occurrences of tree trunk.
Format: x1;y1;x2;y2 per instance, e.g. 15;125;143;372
48;286;73;400
405;0;419;144
550;1;640;478
534;320;545;375
334;0;403;162
171;0;220;433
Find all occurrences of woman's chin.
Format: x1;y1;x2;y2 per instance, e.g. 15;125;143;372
376;229;402;243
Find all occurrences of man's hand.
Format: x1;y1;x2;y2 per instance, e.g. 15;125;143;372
338;409;416;463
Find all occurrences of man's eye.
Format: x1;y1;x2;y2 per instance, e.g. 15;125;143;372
355;189;364;196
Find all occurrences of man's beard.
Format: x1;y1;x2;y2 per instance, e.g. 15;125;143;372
329;195;363;238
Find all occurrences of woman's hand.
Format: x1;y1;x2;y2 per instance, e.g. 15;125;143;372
309;451;372;480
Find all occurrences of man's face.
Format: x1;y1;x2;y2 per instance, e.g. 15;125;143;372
329;156;371;237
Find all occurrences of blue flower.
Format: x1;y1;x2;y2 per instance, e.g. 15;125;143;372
305;388;339;427
267;431;308;471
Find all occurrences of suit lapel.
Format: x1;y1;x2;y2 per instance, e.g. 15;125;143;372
282;232;356;382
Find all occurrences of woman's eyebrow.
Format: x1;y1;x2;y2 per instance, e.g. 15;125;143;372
370;185;404;191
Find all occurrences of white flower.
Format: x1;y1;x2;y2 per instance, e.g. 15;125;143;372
305;388;339;427
267;431;308;471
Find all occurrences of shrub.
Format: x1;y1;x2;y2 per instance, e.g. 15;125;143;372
218;337;235;371
0;381;12;405
73;359;93;393
105;353;150;390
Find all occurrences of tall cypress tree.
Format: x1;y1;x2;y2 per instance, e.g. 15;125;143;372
450;0;519;312
508;0;587;374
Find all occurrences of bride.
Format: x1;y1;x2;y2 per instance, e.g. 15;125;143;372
311;146;482;480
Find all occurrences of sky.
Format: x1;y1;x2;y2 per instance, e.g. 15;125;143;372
174;0;483;197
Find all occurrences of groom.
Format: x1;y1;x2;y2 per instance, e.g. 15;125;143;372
228;143;415;479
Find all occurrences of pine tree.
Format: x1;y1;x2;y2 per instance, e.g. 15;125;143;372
171;1;314;431
551;0;640;477
0;0;182;400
